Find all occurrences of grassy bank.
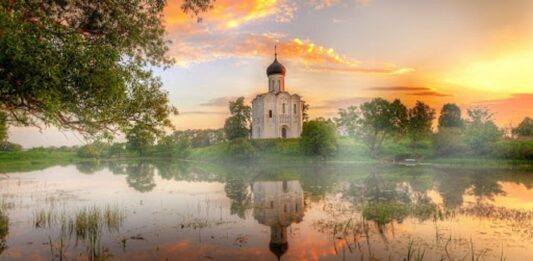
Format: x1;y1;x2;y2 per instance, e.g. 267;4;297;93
0;150;80;172
1;138;531;173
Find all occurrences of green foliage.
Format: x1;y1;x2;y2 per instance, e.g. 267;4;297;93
0;0;210;137
77;142;110;159
432;128;467;156
358;98;407;157
492;140;533;160
225;138;256;161
302;102;310;122
438;103;463;129
0;112;7;142
464;107;502;155
174;129;225;148
224;97;251;140
0;208;7;254
126;124;156;156
335;106;360;137
154;135;191;158
300;118;338;157
0;141;22;152
512;117;533;137
406;101;435;153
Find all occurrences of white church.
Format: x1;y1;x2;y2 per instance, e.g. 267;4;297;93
252;48;304;139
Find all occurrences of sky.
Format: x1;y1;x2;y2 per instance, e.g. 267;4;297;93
9;0;533;148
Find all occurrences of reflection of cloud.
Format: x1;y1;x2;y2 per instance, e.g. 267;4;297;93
199;96;239;107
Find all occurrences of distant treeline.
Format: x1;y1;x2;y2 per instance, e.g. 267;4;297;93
1;97;532;162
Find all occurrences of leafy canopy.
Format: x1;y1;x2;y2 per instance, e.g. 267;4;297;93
300;118;337;157
126;124;156;156
0;0;213;137
438;103;463;129
406;101;435;152
512;117;533;137
224;97;251;140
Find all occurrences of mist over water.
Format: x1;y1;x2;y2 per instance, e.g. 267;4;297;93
0;161;532;260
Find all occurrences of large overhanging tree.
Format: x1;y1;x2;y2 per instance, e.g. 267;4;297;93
0;0;213;138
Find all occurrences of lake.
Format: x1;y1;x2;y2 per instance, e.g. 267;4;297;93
0;161;532;260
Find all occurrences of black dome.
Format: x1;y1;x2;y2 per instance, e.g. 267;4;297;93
266;58;286;76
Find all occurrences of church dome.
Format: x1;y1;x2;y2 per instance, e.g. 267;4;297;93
266;58;286;76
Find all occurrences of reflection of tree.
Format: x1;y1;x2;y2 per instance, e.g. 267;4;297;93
0;209;8;255
75;161;105;175
469;172;505;201
126;162;156;192
224;178;251;219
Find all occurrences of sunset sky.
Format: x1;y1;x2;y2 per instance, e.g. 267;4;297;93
10;0;533;147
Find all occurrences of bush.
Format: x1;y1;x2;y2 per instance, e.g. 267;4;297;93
432;128;467;156
492;140;533;160
154;136;191;158
225;138;256;161
0;141;22;152
300;119;338;157
77;142;109;158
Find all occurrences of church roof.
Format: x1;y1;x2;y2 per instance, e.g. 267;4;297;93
266;58;286;76
266;46;286;76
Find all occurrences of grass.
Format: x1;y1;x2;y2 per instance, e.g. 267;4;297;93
0;150;80;172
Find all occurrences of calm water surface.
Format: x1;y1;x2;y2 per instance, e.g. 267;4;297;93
0;161;532;260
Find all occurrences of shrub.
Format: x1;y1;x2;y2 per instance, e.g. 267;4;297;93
300;119;338;157
226;138;256;161
77;142;109;158
492;140;533;160
0;141;22;152
432;128;467;156
154;136;191;158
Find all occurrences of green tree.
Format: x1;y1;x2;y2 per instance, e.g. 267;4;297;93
406;101;435;153
512;117;533;137
224;97;251;140
126;124;156;156
77;141;110;158
302;102;310;122
464;107;502;155
335;106;360;137
155;135;190;158
438;103;463;129
0;112;6;142
359;98;407;157
0;0;213;137
300;118;338;157
432;128;467;156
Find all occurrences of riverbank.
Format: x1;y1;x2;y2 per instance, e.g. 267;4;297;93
1;138;532;173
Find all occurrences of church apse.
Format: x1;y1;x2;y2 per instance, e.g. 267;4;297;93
252;180;305;260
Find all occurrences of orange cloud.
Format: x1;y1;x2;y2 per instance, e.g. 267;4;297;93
164;0;291;32
168;33;414;75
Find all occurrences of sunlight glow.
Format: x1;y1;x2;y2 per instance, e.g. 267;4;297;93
446;49;533;93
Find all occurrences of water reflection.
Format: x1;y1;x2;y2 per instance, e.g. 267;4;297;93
1;161;533;260
252;181;305;260
0;209;8;255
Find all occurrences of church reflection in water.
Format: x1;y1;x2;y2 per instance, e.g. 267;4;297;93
252;180;305;260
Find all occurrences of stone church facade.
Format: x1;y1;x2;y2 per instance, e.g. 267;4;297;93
252;49;304;139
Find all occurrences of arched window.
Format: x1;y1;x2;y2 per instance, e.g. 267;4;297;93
293;104;296;114
282;103;286;114
269;110;272;118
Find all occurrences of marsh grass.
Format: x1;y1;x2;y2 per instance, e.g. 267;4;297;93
34;205;125;261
